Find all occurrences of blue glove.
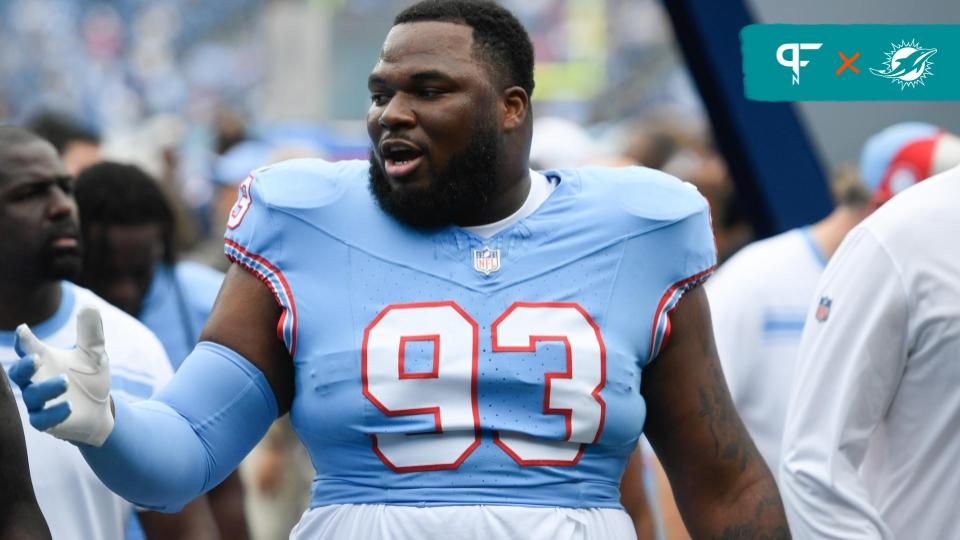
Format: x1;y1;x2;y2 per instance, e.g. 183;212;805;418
9;355;72;431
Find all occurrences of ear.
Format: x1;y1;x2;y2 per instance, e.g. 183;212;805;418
500;86;529;132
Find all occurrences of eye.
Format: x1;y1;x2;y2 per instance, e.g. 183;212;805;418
58;178;75;195
419;88;446;98
370;93;390;106
9;184;46;201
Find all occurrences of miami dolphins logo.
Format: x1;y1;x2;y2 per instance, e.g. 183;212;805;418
870;39;937;89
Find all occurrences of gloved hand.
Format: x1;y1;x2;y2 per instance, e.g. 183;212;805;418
9;307;115;446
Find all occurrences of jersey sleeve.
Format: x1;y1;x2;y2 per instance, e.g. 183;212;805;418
222;172;297;356
223;172;281;265
646;191;718;360
780;226;908;539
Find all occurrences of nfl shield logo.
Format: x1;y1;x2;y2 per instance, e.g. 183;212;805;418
473;247;501;276
815;296;832;322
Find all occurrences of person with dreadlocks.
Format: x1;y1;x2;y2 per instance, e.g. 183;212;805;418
74;162;224;368
73;162;250;539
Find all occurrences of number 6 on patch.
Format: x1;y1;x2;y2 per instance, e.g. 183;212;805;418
362;301;605;472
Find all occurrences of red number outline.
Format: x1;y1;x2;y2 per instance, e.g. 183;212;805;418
398;335;440;379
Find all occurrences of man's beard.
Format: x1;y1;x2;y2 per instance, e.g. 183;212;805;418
369;122;500;229
40;247;82;281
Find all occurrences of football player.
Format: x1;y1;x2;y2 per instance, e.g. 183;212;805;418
12;2;786;538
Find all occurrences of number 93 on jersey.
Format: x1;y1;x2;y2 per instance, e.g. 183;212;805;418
362;301;606;472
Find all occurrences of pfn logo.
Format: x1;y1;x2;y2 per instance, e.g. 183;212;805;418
777;42;823;85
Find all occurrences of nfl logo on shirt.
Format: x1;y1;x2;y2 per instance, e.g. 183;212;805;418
815;296;832;322
473;247;501;276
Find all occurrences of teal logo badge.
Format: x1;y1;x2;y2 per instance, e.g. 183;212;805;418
870;39;937;89
742;25;959;101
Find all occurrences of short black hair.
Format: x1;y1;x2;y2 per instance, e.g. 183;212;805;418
74;162;176;265
394;0;535;96
25;111;100;155
0;125;54;181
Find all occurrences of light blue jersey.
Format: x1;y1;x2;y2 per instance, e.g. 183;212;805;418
139;262;224;370
223;159;715;509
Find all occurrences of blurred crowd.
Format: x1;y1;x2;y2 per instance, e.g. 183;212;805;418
0;0;264;131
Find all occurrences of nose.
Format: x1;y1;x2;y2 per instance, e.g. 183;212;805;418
377;94;416;131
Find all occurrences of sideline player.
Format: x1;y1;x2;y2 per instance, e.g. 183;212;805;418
780;164;960;538
12;2;786;538
74;162;226;365
0;368;50;540
72;162;248;539
708;122;959;474
0;126;217;540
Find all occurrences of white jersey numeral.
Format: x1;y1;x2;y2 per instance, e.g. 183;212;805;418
492;303;606;465
362;302;481;472
362;301;606;471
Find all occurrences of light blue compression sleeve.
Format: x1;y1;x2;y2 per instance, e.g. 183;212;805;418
79;341;278;512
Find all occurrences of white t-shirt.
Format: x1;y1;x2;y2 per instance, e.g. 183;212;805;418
706;227;826;474
780;168;960;539
462;170;556;239
0;282;173;540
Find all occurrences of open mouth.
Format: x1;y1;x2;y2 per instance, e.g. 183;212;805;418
50;236;79;249
381;141;425;179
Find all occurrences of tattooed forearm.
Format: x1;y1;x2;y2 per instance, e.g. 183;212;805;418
698;331;790;538
642;287;789;538
715;525;790;540
712;494;791;540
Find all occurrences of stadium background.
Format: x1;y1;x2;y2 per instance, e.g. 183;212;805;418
2;0;958;236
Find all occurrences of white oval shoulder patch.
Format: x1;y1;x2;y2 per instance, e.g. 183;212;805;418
227;176;254;229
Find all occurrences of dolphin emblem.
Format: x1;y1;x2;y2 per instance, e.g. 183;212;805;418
870;46;937;83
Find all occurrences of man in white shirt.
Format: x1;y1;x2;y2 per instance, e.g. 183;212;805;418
0;126;216;540
780;165;960;539
3;283;190;539
708;122;960;475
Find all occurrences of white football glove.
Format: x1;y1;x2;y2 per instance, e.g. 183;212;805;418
12;307;114;446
